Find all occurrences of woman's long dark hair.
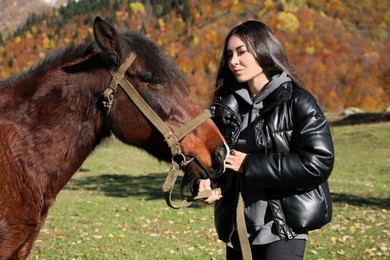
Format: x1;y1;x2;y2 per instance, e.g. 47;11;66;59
214;20;305;100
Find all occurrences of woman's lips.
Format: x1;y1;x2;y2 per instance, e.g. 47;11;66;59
234;69;243;75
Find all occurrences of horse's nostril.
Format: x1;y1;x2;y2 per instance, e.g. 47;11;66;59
214;144;228;168
218;143;229;161
207;144;228;179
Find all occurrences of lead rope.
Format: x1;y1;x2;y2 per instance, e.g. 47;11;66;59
162;160;222;209
237;177;253;260
162;161;192;208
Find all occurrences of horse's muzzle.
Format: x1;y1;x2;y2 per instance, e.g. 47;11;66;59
209;143;229;179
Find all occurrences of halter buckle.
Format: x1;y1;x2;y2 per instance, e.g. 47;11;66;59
172;153;194;168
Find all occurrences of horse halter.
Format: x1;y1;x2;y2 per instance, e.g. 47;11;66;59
103;53;216;208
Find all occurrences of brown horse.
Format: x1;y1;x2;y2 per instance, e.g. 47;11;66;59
0;17;227;259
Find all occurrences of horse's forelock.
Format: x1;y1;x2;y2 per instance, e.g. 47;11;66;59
120;32;185;86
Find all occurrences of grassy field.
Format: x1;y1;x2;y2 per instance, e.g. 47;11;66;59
29;123;390;259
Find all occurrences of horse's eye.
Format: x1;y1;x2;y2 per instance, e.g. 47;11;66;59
138;72;164;86
148;79;164;90
149;78;164;86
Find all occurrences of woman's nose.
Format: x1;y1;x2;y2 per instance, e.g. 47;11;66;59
230;53;239;65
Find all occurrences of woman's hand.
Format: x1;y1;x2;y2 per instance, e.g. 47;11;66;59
197;150;246;203
198;179;222;203
225;150;247;173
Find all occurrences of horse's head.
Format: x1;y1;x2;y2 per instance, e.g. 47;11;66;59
93;17;227;180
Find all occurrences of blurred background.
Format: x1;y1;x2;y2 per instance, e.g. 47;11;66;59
1;0;389;112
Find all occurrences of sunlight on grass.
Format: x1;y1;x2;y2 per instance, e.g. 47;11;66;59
30;124;390;259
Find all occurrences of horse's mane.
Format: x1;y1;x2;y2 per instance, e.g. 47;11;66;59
0;43;96;89
33;43;96;76
0;31;186;89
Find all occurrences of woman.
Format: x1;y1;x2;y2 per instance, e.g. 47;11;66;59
199;21;334;259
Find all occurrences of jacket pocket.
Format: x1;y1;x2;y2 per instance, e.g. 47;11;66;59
280;181;332;233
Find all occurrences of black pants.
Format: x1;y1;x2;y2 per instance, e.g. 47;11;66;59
226;239;306;260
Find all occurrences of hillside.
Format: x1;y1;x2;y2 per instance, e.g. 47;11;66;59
0;0;67;38
0;0;389;111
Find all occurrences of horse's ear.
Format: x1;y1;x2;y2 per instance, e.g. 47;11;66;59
93;16;124;65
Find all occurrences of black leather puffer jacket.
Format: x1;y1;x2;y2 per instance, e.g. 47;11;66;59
212;82;334;242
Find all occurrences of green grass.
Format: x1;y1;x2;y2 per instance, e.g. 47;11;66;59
29;124;390;259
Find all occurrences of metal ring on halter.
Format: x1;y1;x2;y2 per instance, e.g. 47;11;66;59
172;153;195;168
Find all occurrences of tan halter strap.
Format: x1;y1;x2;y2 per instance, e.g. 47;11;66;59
105;52;214;209
103;53;137;115
116;70;211;157
105;52;211;157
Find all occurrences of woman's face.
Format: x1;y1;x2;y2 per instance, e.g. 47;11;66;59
226;36;265;84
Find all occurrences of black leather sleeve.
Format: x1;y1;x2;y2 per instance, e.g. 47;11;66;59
244;90;334;190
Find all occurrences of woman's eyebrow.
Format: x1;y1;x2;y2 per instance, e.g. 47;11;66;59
227;45;246;52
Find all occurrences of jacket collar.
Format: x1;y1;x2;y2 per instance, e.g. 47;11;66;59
231;72;293;116
260;82;293;116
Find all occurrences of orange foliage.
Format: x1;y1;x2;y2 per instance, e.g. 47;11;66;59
0;0;388;111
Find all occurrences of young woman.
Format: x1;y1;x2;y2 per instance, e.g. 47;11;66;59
199;21;335;259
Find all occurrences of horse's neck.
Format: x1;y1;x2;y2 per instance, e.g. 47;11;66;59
5;69;108;200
